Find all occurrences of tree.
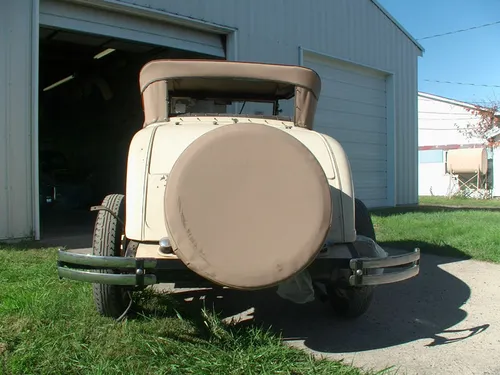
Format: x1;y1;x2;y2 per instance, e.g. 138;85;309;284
455;102;500;147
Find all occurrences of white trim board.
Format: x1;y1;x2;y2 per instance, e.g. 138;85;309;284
32;0;41;240
419;91;500;117
299;47;396;207
39;0;230;58
69;0;237;34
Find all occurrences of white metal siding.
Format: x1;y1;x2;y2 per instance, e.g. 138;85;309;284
417;94;489;197
418;160;458;197
40;0;226;57
418;95;485;147
116;0;421;206
303;53;389;207
0;0;36;240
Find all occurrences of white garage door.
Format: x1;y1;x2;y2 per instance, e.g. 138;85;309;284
40;0;226;58
303;53;389;208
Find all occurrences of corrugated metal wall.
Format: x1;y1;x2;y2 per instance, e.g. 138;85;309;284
0;0;421;240
116;0;422;205
0;0;36;240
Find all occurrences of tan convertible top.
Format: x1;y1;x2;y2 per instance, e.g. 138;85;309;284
138;59;322;129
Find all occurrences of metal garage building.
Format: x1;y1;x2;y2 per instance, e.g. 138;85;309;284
0;0;424;241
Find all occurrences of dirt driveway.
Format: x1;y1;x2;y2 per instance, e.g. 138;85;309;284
159;251;500;375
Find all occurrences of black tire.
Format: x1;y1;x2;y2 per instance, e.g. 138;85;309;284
326;280;374;319
327;198;376;319
92;194;131;319
354;198;376;241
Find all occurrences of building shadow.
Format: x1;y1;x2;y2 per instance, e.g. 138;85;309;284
39;234;93;251
159;243;486;354
371;204;500;217
379;240;471;260
0;209;94;251
38;208;94;250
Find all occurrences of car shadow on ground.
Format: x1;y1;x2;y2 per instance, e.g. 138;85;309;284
162;243;489;354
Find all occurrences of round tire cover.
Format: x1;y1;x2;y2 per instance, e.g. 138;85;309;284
164;123;332;289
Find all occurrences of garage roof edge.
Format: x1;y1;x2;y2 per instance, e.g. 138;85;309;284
67;0;237;34
370;0;425;54
419;92;500;116
63;0;422;53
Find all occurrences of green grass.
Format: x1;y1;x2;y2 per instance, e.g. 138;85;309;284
0;245;374;375
4;195;497;373
371;196;500;263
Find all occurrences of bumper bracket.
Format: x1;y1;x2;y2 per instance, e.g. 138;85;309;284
348;248;420;286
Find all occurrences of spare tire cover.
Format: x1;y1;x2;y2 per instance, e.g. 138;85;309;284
164;123;332;289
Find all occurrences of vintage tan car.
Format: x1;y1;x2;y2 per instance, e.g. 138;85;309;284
57;59;420;320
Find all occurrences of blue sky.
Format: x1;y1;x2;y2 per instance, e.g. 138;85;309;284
378;0;500;106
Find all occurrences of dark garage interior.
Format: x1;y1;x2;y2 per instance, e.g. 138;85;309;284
38;26;222;243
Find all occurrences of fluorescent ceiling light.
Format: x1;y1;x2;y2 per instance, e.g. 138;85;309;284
43;74;75;92
94;48;116;59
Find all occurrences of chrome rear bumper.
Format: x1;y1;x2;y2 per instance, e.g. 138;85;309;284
56;247;420;287
348;248;420;286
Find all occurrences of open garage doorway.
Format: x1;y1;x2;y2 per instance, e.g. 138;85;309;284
38;26;224;245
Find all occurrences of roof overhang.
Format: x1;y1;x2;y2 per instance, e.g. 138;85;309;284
371;0;425;54
419;92;500;116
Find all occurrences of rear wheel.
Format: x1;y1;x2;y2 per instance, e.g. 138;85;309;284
92;194;132;319
326;280;374;319
327;198;376;319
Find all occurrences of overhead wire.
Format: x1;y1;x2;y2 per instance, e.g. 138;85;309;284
417;20;500;40
419;119;481;121
420;127;478;130
418;21;500;100
422;79;500;89
415;21;500;143
419;111;480;115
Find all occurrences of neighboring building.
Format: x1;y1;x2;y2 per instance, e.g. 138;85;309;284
418;92;499;197
0;0;423;241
